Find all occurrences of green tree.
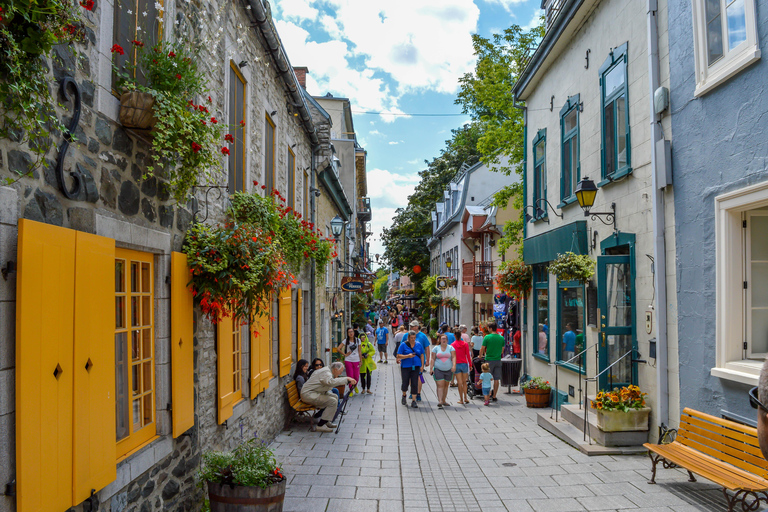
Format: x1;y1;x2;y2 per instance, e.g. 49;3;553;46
455;21;543;254
373;269;389;301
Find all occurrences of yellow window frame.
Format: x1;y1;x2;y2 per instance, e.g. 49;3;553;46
232;318;243;403
115;248;156;460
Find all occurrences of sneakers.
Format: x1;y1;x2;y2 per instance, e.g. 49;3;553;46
402;396;407;405
416;395;422;402
484;400;490;406
378;359;382;363
316;424;334;432
326;422;338;428
437;403;443;409
411;401;418;408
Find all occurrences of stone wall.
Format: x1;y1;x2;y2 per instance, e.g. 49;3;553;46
0;0;326;510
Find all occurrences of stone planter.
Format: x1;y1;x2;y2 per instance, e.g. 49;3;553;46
523;387;551;408
595;407;651;432
119;91;157;131
207;479;286;512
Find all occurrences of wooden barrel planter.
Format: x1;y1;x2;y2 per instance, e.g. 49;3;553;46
119;91;157;131
524;388;551;408
207;480;286;512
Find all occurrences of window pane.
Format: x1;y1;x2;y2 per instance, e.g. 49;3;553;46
705;0;721;22
142;328;152;359
141;262;150;292
707;15;724;65
752;309;768;354
132;329;140;359
752;262;768;308
752;216;768;260
605;335;633;387
142;296;151;326
131;262;139;292
605;263;632;327
143;394;153;425
726;0;747;50
536;289;549;355
604;102;615;175
570;137;579;192
132;398;141;427
115;260;125;292
616;96;627;170
535;142;545;162
288;150;295;207
564;109;577;133
143;361;152;393
604;61;625;98
115;332;129;441
116;297;125;328
132;364;140;395
559;287;584;363
563;138;572;196
131;297;139;327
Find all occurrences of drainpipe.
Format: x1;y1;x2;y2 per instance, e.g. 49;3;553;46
310;145;318;358
513;98;528;379
647;0;669;428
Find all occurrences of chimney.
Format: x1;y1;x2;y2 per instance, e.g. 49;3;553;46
294;67;309;89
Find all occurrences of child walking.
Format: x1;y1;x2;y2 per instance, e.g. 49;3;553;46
480;362;493;406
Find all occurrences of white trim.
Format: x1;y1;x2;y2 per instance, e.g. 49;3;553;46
711;367;758;386
691;0;761;97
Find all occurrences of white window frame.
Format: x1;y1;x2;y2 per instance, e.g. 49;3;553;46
691;0;761;98
746;211;768;360
713;180;768;386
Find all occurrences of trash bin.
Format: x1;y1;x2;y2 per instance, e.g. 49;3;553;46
501;356;522;388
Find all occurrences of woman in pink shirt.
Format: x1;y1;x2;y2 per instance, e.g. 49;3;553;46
452;328;472;405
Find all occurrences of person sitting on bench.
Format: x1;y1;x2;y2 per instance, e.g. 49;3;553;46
300;361;356;433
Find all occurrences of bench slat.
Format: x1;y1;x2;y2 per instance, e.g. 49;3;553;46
682;407;758;436
678;421;767;472
645;442;768;492
682;414;762;450
677;432;767;478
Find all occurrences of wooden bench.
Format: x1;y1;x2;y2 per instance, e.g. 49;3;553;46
644;408;768;512
285;381;319;426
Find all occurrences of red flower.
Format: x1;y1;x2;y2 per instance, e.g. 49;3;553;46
221;147;230;155
152;59;157;64
191;142;201;153
110;44;125;55
175;73;182;80
168;51;176;58
208;96;212;103
201;120;207;125
132;39;144;47
210;117;218;124
261;185;267;190
225;134;234;143
240;120;245;127
80;0;94;11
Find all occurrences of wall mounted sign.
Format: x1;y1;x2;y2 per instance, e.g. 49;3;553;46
341;276;372;293
436;277;449;291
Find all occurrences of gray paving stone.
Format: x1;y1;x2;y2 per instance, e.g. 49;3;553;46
528;497;587;512
328;498;378;511
282;497;328;512
307;484;357;499
577;495;639;510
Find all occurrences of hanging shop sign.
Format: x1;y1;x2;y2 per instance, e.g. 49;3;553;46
341;276;372;293
436;277;449;291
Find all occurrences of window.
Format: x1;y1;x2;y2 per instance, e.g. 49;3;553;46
599;44;630;183
533;264;549;360
232;320;243;402
264;114;275;194
557;282;585;372
287;147;296;208
228;62;246;194
532;129;547;220
560;95;580;205
713;182;768;386
115;248;155;458
304;169;309;218
112;0;161;92
692;0;760;97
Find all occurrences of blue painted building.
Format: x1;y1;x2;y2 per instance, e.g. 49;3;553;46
668;0;767;425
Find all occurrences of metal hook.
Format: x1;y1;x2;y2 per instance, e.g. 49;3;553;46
191;185;229;224
585;49;591;69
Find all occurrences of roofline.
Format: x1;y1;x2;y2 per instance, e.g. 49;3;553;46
432;161;484;237
302;88;332;123
512;0;583;100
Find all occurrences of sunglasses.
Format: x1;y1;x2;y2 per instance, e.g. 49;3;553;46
749;387;768;413
314;363;323;368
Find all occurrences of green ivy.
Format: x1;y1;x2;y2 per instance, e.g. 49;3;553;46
548;252;595;283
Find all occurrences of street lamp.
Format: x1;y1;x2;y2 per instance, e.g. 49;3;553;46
574;177;616;229
445;256;452;269
330;215;344;240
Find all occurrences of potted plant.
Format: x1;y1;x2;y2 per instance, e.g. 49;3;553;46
522;377;551;408
443;296;460;310
495;260;532;299
200;438;286;511
548;252;595;283
591;385;650;432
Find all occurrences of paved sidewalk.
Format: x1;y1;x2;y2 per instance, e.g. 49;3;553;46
272;362;724;512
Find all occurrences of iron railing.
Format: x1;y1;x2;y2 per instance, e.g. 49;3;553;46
463;261;494;289
550;341;599;422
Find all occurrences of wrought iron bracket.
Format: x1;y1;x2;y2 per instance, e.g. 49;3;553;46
587;202;616;230
1;261;15;281
191;186;229;224
56;77;83;200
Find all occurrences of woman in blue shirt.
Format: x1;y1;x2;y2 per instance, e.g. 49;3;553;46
396;331;425;408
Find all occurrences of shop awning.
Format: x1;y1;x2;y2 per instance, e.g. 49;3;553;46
523;221;588;265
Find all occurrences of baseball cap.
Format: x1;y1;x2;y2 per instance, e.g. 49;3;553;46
409;320;420;328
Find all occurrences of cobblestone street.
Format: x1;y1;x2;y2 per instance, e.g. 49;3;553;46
272;363;725;512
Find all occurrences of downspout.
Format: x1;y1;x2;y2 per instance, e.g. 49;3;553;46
647;0;669;428
310;146;318;358
513;98;528;379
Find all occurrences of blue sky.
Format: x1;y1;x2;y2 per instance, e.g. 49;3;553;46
272;0;543;264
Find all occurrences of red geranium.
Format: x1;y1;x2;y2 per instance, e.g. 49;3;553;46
225;134;234;143
132;39;144;47
175;73;182;80
168;51;176;57
110;44;124;55
191;142;201;153
221;147;230;155
80;0;94;11
210;117;218;124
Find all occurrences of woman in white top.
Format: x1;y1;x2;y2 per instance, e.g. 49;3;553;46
470;326;484;358
338;327;361;396
429;334;456;408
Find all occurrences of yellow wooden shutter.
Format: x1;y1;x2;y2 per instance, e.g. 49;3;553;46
297;289;303;361
216;316;235;424
278;288;292;377
250;310;269;396
16;219;76;512
72;231;116;505
171;252;195;437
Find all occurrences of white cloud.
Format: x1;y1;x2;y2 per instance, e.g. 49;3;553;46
274;0;318;20
388;141;399;145
369;129;382;136
482;0;528;13
521;12;543;30
367;168;418;209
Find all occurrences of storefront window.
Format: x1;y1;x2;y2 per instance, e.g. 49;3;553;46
558;283;585;372
533;264;549;360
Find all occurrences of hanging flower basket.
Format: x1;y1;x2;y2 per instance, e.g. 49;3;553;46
495;260;532;299
119;91;157;131
548;252;595;283
429;294;442;307
443;296;460;310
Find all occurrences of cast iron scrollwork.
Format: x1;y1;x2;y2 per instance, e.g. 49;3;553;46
723;489;768;512
191;185;230;224
56;77;83;200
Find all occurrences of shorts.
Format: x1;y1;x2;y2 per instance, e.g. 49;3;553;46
377;343;387;352
433;368;453;382
488;360;502;380
454;363;469;374
482;387;491;396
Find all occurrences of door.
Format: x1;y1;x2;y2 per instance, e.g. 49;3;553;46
597;255;635;390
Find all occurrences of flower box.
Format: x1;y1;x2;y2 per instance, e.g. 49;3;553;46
207;480;286;512
523;387;551;408
118;91;157;131
595;407;651;432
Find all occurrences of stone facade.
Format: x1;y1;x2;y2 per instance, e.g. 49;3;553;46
0;0;334;511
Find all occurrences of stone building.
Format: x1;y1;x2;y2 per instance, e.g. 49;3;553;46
0;1;342;511
513;0;678;445
667;0;767;425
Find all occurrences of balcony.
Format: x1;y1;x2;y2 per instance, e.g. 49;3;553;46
357;197;371;221
462;261;494;295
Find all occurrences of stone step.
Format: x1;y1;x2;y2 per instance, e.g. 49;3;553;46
557;403;651;447
537;412;649;456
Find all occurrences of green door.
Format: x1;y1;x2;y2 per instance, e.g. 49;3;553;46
597;255;636;390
